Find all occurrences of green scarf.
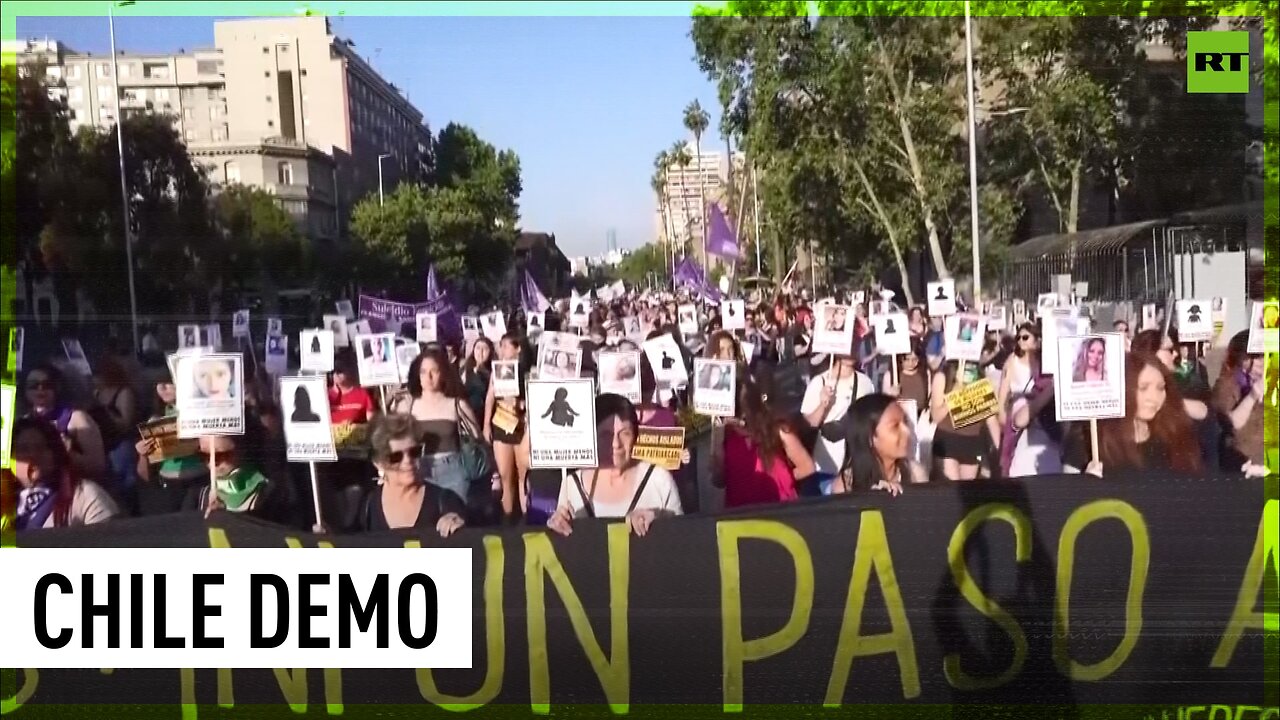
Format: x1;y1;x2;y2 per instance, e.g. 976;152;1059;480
214;467;269;511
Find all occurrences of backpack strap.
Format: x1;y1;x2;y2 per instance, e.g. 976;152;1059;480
626;464;657;515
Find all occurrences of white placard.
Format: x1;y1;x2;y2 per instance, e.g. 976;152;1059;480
1054;333;1126;422
10;327;24;373
537;342;582;380
1;383;15;469
598;350;641;402
693;358;737;417
1036;292;1060;314
416;311;438;344
395;341;420;385
264;334;288;376
353;319;372;336
482;311;507;343
1247;300;1279;354
321;315;349;348
178;324;202;350
927;280;957;317
335;299;355;320
203;324;223;351
869;300;899;322
300;329;334;373
643;334;688;388
527;378;598;468
568;293;591;329
354;333;399;387
852;291;866;307
812;304;855;356
1211;297;1228;326
677;304;699;337
267;317;283;337
1141;303;1158;331
166;346;208;380
60;338;92;377
175;352;245;438
281;375;337;462
1040;308;1088;376
722;299;746;331
526;311;545;335
944;313;987;363
874;312;911;357
493;360;520;398
1176;299;1214;343
1012;299;1027;327
987;305;1008;332
232;309;251;339
461;315;480;342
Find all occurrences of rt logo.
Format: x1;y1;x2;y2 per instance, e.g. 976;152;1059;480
1187;31;1250;93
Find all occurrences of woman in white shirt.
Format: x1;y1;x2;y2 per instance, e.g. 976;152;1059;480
800;353;874;477
547;394;682;537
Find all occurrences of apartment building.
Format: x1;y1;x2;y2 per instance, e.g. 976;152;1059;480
657;139;745;247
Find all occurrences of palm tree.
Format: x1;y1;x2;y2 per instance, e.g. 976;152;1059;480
668;141;693;260
652;149;675;281
682;100;710;267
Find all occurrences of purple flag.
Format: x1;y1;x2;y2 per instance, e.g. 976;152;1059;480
425;264;444;302
706;203;741;259
521;270;551;313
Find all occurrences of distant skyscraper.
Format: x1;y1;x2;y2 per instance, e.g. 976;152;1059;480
606;228;618;254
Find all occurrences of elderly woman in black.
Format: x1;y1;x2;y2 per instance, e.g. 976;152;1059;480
355;413;467;536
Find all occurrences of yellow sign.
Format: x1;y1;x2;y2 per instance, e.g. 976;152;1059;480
1;382;15;470
136;417;199;464
631;425;686;471
945;378;998;429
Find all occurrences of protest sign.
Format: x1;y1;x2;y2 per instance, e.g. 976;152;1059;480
331;422;369;460
267;317;283;337
693;359;736;417
174;353;245;439
299;329;334;373
874;312;911;356
280;375;337;463
136;416;198;464
1054;333;1126;422
1036;292;1060;314
987;304;1008;332
1012;298;1027;326
926;280;957;317
643;334;687;388
537;343;582;380
677;304;699;336
526;311;545;335
264;334;288;376
1247;300;1279;354
60;338;92;377
232;309;250;339
722;299;746;331
322;315;349;348
7;326;23;375
335;299;355;320
461;315;480;342
1176;299;1214;342
1;382;15;468
1041;307;1088;375
354;333;399;387
944;313;986;363
493;360;520;398
598;351;641;402
812;304;855;356
944;377;997;429
631;425;685;471
527;378;597;468
203;324;223;351
353;319;372;336
1142;303;1158;331
1211;297;1228;340
568;294;591;329
394;341;420;386
482;311;507;343
416;311;438;344
177;325;202;350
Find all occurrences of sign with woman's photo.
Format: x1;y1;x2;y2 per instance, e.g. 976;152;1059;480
354;333;399;387
642;334;687;389
722;299;746;331
537;343;582;380
1036;292;1060;314
267;317;283;337
299;329;334;373
692;358;736;417
944;313;987;363
526;311;545;335
598;350;641;402
873;312;911;356
527;378;597;469
174;352;245;439
677;304;699;336
415;311;438;344
232;309;251;339
987;304;1007;332
1176;299;1214;342
461;315;480;342
280;375;337;462
1040;307;1088;376
335;299;355;321
1247;300;1279;354
178;324;201;350
812;303;855;356
926;280;957;317
60;338;92;377
322;315;349;348
1054;333;1126;422
264;334;288;376
394;341;420;385
203;324;223;351
1141;303;1158;331
493;360;520;398
482;311;507;343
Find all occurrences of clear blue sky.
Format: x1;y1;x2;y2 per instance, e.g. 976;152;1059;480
16;14;726;257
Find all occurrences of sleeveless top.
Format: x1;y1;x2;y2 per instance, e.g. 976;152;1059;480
722;427;797;509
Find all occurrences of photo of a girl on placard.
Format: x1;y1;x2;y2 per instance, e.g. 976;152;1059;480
191;357;236;400
1071;337;1107;384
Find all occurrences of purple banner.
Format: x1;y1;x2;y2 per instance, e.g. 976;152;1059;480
706;202;741;259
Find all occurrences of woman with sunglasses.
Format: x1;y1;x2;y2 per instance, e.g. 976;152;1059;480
996;323;1040;428
192;432;304;528
1212;330;1273;469
9;417;119;530
21;363;108;481
355;414;466;535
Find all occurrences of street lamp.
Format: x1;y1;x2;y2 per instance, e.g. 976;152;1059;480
377;153;391;206
109;0;141;357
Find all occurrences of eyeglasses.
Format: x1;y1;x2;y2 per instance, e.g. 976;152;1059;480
385;445;424;465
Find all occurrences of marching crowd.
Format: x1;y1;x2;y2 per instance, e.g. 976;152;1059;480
4;286;1276;538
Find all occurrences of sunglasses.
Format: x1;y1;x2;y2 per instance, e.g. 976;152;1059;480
1018;335;1034;341
385;445;425;465
196;449;233;461
26;381;54;391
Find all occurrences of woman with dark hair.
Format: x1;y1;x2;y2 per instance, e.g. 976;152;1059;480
997;322;1040;427
9;417;119;530
391;347;481;505
546;393;682;537
930;360;990;481
833;394;928;495
484;333;532;521
134;371;206;515
21;363;107;480
1066;353;1203;477
355;413;467;535
191;430;306;529
91;354;139;494
461;336;495;423
1133;328;1209;399
1212;330;1273;468
711;375;816;507
880;335;930;412
1131;328;1216;467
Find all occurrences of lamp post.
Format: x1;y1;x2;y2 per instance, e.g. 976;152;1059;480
377;153;391;206
109;0;140;356
963;0;982;302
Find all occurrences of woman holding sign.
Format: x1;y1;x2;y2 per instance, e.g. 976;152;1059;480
485;334;532;523
546;394;682;537
930;360;989;481
1212;331;1271;468
8;417;119;529
192;432;305;528
354;414;466;535
21;364;107;481
710;376;815;507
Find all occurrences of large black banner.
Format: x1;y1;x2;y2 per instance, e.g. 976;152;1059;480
5;476;1277;719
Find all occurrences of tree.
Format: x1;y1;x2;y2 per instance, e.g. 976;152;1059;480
682;99;711;266
350;184;437;297
212;185;308;293
668;141;694;255
615;243;669;288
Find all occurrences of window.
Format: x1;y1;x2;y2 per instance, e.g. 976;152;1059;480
207;87;220;100
99;107;113;122
96;62;111;78
181;87;196;102
155;88;169;103
143;63;169;80
277;43;290;54
224;161;240;184
45;66;62;80
67;65;81;80
214;124;228;141
209;106;220;120
183;108;195;121
277;162;293;185
118;63;131;78
197;59;219;74
185;129;196;141
98;85;114;103
68;86;83;103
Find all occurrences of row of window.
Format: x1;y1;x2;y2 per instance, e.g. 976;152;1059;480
221;161;294;185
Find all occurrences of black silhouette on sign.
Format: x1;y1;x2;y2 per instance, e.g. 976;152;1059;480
541;387;580;427
884;319;897;334
661;351;675;370
310;335;322;354
290;386;321;423
934;285;948;301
